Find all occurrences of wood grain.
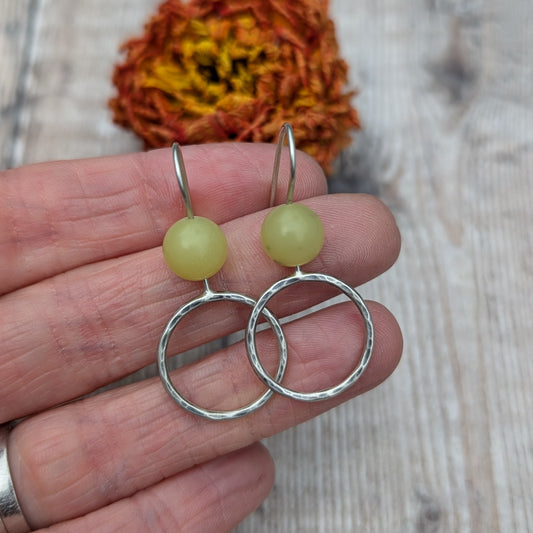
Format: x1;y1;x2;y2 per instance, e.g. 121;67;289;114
1;0;532;531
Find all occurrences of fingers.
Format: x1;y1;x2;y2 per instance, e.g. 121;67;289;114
0;144;326;294
38;444;274;533
0;194;400;421
10;300;402;527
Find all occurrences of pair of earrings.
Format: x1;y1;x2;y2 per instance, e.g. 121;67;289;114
158;124;374;421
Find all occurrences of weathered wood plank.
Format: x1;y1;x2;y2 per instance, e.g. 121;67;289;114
5;0;160;168
0;0;531;531
242;0;533;531
0;0;34;169
323;1;531;532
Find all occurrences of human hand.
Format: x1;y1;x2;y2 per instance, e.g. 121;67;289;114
0;144;402;532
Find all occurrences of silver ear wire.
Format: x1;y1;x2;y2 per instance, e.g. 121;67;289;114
270;123;296;207
172;143;194;219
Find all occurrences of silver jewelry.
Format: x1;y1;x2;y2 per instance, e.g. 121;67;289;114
247;268;374;402
157;125;373;419
245;123;374;402
157;143;287;420
158;282;287;420
0;425;31;533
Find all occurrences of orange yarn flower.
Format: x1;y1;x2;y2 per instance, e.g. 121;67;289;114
110;0;359;173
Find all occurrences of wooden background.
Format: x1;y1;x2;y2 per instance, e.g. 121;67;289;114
1;0;532;531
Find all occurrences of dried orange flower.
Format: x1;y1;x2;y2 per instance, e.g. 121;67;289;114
110;0;359;173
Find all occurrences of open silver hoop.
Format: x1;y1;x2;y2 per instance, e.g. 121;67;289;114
246;270;374;402
158;284;287;420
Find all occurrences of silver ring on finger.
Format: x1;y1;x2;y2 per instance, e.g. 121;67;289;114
0;424;31;533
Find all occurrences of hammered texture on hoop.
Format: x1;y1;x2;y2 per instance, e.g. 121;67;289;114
159;288;287;420
246;270;374;402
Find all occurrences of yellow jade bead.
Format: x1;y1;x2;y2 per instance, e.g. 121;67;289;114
261;203;325;267
163;216;227;281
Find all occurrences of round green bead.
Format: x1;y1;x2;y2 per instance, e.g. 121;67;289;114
261;203;325;267
163;216;227;281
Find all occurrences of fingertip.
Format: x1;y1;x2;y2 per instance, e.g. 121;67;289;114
198;443;275;532
244;441;276;501
351;193;402;273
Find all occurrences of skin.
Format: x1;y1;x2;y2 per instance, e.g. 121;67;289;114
0;143;402;532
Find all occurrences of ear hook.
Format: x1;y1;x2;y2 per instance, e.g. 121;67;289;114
173;143;194;219
270;123;296;207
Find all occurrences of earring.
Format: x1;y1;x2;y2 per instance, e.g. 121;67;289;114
246;124;374;402
158;143;287;420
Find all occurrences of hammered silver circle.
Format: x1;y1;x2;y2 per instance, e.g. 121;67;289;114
246;272;374;402
158;291;287;420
